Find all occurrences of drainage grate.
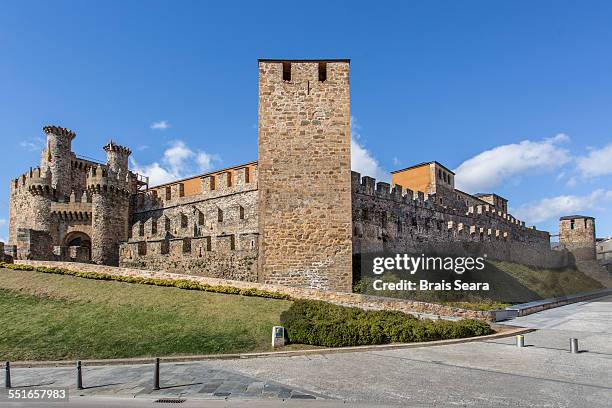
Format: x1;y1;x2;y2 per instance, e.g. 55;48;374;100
154;398;186;404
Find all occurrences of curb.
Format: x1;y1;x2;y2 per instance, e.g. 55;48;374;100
8;326;533;369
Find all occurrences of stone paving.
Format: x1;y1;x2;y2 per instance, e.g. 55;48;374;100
0;363;323;402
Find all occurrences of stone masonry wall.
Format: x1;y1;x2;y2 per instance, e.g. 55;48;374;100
258;60;353;291
352;172;569;269
120;164;259;281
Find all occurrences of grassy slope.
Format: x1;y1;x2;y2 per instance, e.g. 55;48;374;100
0;268;292;361
490;261;604;299
356;260;605;310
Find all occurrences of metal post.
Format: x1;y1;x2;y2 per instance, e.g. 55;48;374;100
570;338;579;354
153;358;160;390
516;335;525;348
76;361;83;390
5;361;11;389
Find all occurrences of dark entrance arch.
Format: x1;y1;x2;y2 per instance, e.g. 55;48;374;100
64;232;92;260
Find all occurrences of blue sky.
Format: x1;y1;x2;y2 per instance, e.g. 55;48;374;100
1;1;612;242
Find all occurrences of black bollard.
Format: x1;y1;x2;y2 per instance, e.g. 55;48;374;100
5;361;10;389
153;358;160;390
76;361;83;390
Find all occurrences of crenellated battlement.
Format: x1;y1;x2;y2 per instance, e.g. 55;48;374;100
86;164;132;196
43;125;76;140
351;170;550;248
103;141;132;156
11;167;54;196
352;171;438;209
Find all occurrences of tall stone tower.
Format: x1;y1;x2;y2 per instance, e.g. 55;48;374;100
257;59;352;291
559;215;596;261
41;125;76;200
87;144;133;266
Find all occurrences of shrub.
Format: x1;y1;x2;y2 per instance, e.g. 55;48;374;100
280;300;492;347
0;262;292;301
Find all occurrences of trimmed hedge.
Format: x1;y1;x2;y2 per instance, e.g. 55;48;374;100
280;300;492;347
0;262;292;301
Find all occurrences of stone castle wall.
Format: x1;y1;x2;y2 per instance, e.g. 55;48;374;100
119;164;259;281
352;172;569;269
257;60;353;291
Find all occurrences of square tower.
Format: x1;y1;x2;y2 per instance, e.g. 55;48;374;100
559;215;596;261
257;59;352;291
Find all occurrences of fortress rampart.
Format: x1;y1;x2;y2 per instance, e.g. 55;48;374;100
351;172;569;269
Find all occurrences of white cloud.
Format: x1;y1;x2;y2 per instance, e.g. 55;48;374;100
576;144;612;178
454;134;571;192
514;189;612;224
131;140;221;186
19;137;45;152
350;117;389;182
392;157;401;167
150;120;170;130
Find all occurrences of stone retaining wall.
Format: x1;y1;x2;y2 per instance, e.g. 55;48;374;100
13;260;496;322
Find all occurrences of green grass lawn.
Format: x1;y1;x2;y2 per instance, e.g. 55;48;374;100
0;268;292;361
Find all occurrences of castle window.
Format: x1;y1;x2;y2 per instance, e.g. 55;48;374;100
198;211;205;226
137;242;147;256
584;219;588;228
230;235;236;250
318;62;327;82
244;167;250;183
282;62;291;81
438;169;442;179
164;217;171;232
151;219;158;235
183;238;191;253
180;214;188;228
139;223;145;237
178;183;185;197
571;219;575;230
165;186;171;200
239;205;245;220
218;208;223;223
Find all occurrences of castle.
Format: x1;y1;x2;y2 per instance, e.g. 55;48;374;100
6;60;599;291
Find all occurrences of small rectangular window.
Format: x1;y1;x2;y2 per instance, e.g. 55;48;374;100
165;186;171;200
570;220;575;230
318;62;327;81
239;205;245;220
282;62;291;81
218;208;223;223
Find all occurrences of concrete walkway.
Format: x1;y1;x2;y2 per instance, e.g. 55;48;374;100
2;296;611;407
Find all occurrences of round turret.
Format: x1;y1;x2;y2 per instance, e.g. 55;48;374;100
41;125;76;199
103;140;132;175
